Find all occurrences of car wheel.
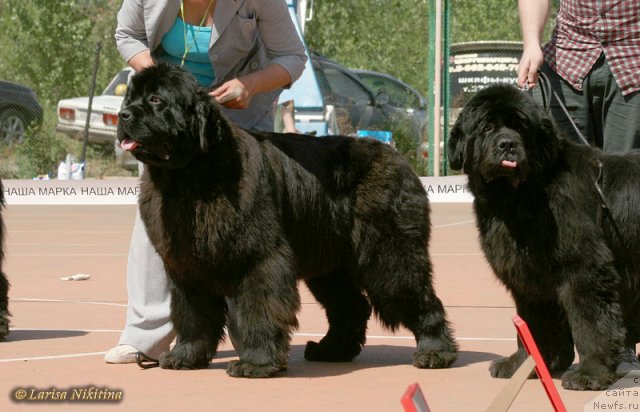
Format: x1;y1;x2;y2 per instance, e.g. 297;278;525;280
0;108;27;144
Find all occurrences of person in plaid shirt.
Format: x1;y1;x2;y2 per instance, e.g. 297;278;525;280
518;0;640;152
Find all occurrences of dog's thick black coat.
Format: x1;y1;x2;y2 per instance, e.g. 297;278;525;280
117;63;457;378
449;84;640;390
0;179;9;340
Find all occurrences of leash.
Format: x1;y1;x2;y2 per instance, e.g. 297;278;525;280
526;72;640;309
532;72;619;232
534;72;590;146
135;352;160;369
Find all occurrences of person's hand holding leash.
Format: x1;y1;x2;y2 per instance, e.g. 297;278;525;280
518;46;544;90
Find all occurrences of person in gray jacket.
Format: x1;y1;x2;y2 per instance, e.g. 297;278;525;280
105;0;307;364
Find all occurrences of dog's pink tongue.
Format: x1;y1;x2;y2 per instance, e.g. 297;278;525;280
501;160;518;168
120;138;139;151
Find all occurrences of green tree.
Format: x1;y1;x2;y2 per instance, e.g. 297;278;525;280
451;0;521;43
0;0;123;178
451;0;558;44
304;0;557;97
305;0;430;96
0;0;122;107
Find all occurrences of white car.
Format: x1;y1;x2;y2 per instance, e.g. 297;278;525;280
56;68;136;168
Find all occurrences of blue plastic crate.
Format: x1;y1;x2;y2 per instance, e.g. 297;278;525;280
356;130;394;146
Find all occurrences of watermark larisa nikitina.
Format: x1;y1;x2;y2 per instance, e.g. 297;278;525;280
12;386;123;403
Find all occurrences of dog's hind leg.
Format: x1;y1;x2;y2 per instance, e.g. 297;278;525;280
407;296;459;369
303;273;372;362
0;182;8;341
0;271;8;341
226;249;300;378
159;281;227;370
364;252;458;369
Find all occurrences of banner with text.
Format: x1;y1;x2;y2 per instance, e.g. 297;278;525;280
2;176;472;205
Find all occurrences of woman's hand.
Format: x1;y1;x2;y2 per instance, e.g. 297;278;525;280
211;64;292;109
210;79;252;109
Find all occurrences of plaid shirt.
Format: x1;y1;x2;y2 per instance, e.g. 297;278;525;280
542;0;640;96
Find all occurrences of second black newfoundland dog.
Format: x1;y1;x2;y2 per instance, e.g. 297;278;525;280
117;63;457;378
449;84;640;390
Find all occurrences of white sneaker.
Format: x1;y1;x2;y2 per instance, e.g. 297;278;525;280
104;344;138;364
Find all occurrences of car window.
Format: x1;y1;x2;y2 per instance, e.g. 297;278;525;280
357;73;422;110
317;63;372;107
102;70;131;96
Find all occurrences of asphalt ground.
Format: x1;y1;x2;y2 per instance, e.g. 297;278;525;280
0;203;631;411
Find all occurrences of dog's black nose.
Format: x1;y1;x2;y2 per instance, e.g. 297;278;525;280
498;137;518;151
119;109;132;122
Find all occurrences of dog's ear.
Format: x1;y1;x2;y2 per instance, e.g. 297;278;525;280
194;90;225;153
194;91;228;153
194;99;210;153
448;113;468;171
536;113;559;165
518;106;560;176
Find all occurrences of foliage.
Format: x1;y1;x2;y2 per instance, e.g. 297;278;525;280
306;0;430;97
451;0;522;43
0;0;126;178
304;0;543;98
389;116;429;175
0;0;123;108
1;107;134;179
10;104;70;178
451;0;559;45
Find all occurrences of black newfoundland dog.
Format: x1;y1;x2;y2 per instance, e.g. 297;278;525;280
0;180;8;341
116;63;457;378
448;83;640;390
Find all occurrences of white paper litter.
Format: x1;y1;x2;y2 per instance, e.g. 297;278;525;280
60;274;92;281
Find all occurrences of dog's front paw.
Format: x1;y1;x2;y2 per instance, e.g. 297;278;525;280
159;345;210;370
490;355;526;378
413;349;457;369
561;368;616;391
226;360;286;378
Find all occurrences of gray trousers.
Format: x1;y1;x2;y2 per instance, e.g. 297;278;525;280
533;54;640;152
118;209;175;360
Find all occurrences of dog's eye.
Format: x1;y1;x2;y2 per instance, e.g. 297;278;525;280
483;124;494;133
149;95;163;105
